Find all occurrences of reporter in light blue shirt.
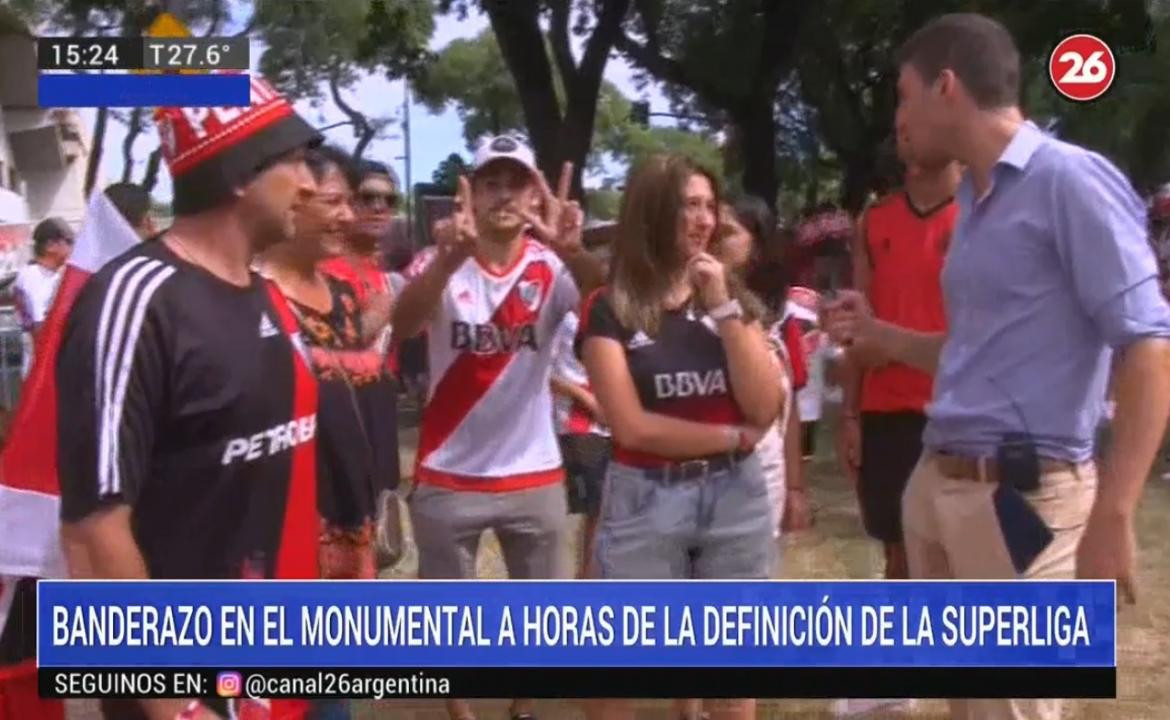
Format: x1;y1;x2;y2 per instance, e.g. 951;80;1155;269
823;16;1170;718
925;120;1170;462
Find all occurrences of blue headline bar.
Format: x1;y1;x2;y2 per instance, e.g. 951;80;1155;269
38;581;1116;668
38;73;250;108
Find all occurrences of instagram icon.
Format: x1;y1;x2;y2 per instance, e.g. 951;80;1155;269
217;671;242;698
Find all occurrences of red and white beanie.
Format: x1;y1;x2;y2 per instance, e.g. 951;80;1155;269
154;75;321;215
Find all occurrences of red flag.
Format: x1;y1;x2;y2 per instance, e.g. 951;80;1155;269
0;191;139;580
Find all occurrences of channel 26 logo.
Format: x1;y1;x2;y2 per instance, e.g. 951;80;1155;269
1048;34;1116;102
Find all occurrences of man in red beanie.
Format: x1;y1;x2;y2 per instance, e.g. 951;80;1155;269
56;75;321;720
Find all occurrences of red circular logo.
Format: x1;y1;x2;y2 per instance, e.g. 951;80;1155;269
1048;34;1116;102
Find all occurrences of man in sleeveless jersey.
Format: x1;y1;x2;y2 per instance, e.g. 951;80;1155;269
840;149;959;581
57;77;321;720
392;136;603;720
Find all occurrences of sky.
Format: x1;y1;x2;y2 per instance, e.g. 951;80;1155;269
83;10;669;205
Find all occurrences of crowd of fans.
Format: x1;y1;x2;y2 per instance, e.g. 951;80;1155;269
3;10;1170;720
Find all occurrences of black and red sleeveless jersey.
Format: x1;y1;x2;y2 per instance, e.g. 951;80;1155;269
56;240;318;581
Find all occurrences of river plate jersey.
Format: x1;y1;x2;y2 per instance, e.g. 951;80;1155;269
56;240;319;581
412;239;580;491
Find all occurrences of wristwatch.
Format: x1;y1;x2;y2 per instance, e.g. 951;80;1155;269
709;299;744;322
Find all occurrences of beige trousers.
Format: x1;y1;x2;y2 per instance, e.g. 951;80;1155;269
902;453;1098;720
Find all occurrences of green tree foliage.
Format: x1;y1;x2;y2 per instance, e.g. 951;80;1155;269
792;0;1155;210
617;0;816;207
585;187;622;220
591;82;722;174
431;153;471;193
413;30;526;148
416;28;723;189
1024;6;1170;192
255;0;434;158
436;0;633;199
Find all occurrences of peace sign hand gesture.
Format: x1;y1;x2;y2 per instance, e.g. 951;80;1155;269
522;161;584;257
436;175;479;274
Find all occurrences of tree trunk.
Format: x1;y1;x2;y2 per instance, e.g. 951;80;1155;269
486;0;629;201
721;122;744;182
840;156;872;215
804;172;818;209
484;3;562;181
732;94;778;208
353;128;376;161
328;68;374;162
555;101;593;200
141;147;162;192
84;108;108;198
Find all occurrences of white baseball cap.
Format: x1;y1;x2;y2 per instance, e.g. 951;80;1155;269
473;135;537;176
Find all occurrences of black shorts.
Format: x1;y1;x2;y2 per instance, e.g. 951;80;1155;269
559;434;610;517
858;411;927;544
398;335;427;377
800;421;818;458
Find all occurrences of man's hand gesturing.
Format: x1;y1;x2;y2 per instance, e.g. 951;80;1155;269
435;176;479;273
523;162;584;257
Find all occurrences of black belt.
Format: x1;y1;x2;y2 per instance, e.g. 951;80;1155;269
638;451;751;483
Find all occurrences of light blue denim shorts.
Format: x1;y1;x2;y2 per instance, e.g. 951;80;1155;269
593;453;774;579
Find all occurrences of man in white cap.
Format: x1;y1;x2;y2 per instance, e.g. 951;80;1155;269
393;135;603;720
55;76;321;720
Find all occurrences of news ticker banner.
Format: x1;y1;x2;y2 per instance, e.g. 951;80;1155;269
38;580;1117;699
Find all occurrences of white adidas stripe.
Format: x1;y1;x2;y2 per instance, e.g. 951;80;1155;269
95;258;175;497
95;256;151;496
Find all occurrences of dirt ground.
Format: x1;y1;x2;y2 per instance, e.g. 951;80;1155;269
67;410;1170;720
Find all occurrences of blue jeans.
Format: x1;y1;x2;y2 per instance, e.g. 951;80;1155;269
594;454;773;579
308;700;350;720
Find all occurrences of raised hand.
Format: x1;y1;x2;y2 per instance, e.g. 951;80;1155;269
436;176;478;273
687;252;731;310
522;162;583;255
821;289;874;347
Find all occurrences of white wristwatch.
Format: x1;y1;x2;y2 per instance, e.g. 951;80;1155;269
709;299;744;322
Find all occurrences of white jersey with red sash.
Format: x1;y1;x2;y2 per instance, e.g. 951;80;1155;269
414;239;579;492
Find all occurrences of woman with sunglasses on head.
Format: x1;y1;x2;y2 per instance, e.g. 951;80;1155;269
717;197;814;568
318;158;408;569
579;155;783;720
320;159;400;326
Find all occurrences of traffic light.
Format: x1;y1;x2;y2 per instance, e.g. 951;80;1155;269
630;100;650;127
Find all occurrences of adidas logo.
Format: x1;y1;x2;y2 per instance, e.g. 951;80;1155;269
627;331;653;349
258;313;279;338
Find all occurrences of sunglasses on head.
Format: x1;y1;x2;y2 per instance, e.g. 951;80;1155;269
357;190;399;209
